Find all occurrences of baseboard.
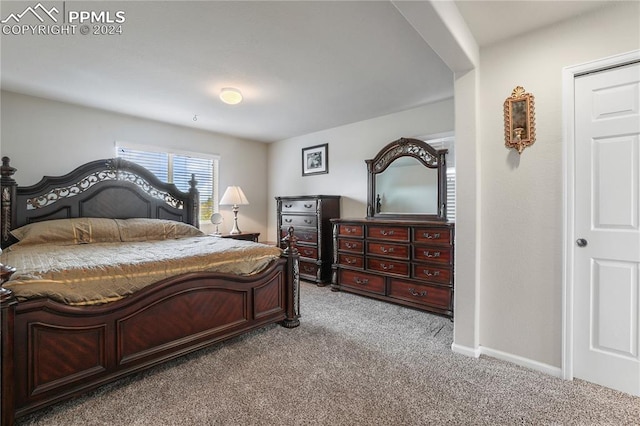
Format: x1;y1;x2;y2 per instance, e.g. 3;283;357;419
451;343;563;378
480;346;563;378
451;342;481;358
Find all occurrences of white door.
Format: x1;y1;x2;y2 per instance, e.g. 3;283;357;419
573;62;640;395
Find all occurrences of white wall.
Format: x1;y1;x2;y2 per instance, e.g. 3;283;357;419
0;91;270;239
266;98;455;243
477;1;640;368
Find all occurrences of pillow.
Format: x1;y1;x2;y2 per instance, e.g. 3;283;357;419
116;218;203;242
10;218;121;246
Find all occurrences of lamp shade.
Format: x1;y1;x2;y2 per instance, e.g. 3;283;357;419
219;186;249;206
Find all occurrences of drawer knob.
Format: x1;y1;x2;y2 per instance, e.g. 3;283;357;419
423;251;441;258
409;288;428;297
423;232;441;239
354;277;369;285
345;242;357;249
304;203;313;208
380;246;394;253
304;219;313;224
380;229;395;236
380;263;394;270
285;218;293;223
346;227;357;233
284;204;293;208
346;257;356;264
423;269;441;277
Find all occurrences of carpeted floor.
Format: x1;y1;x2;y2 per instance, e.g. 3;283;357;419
17;282;640;425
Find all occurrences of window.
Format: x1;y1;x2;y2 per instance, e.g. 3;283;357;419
422;135;455;222
116;144;219;224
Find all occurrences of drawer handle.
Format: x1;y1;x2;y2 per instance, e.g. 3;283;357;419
422;232;441;239
380;263;394;270
303;249;314;256
304;203;313;208
284;218;293;223
303;234;313;240
345;242;358;249
423;269;441;277
303;265;315;273
354;277;369;285
304;219;313;224
345;257;357;264
380;229;395;236
409;288;428;297
423;251;441;258
284;204;293;208
345;227;357;233
380;246;395;254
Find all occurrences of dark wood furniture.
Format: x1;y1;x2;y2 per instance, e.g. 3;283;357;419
219;232;260;242
0;157;300;426
276;195;340;285
331;137;454;318
331;218;454;318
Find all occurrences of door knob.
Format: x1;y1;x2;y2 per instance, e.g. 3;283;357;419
576;238;588;247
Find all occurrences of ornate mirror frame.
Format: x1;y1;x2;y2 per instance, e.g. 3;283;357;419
365;137;448;221
504;86;536;154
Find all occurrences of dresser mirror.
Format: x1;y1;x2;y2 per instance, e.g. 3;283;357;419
366;137;448;221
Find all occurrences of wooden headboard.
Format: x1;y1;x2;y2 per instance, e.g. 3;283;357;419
1;157;199;248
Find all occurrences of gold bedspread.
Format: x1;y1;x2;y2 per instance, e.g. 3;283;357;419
0;236;282;306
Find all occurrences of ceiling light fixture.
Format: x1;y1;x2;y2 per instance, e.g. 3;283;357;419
219;88;243;105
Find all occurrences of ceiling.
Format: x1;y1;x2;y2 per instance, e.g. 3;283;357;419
0;1;616;143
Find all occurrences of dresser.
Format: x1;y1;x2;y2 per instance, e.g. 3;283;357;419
331;218;454;318
276;195;341;285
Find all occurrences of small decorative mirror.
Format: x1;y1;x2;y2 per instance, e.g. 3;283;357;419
504;86;536;154
366;137;448;221
210;212;223;235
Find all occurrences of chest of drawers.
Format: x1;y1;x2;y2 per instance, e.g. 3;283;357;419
331;218;454;318
276;195;340;285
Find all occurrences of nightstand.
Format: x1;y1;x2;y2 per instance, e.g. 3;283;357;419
218;232;260;242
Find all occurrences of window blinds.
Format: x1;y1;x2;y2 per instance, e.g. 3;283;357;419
116;145;217;223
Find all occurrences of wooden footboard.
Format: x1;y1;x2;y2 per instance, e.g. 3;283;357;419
0;247;300;425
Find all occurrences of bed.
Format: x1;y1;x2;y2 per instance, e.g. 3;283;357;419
0;156;300;426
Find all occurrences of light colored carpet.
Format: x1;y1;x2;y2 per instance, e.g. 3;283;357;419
17;282;640;425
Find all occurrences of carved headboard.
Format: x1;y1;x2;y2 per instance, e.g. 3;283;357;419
1;157;199;248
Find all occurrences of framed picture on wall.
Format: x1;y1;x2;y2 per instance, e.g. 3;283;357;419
302;143;328;176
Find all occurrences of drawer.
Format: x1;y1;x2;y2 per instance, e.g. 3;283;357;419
338;238;364;253
281;227;318;244
298;245;318;259
389;279;452;310
367;226;409;242
338;253;364;268
280;199;317;213
412;264;452;285
413;246;453;265
367;258;409;277
300;260;319;279
338;224;364;237
339;269;385;295
367;242;409;260
414;227;453;245
282;214;317;228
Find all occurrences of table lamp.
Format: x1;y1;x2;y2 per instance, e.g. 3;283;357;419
219;186;249;234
